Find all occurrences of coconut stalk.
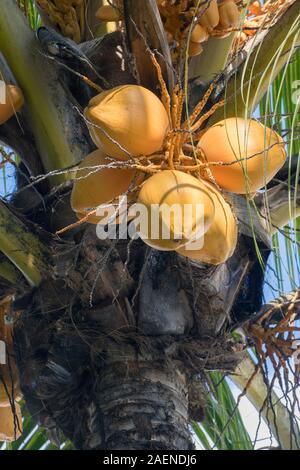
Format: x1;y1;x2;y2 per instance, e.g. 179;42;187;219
211;0;300;122
124;0;174;94
259;186;300;235
0;200;51;286
231;354;300;450
189;34;236;84
0;0;90;184
84;0;104;39
0;258;25;286
254;157;300;234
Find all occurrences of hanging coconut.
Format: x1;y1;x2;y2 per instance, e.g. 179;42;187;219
71;149;140;225
0;85;24;125
198;118;286;194
177;181;237;265
96;4;121;22
191;24;209;43
84;85;170;160
218;0;240;29
75;202;136;226
198;0;220;31
188;41;204;57
136;170;215;251
0;403;22;442
0;298;21;407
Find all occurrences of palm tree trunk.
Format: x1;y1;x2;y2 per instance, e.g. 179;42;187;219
97;355;192;450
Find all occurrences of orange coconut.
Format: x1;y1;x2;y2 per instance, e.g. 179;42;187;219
95;4;121;22
0;299;21;407
84;85;170;160
0;85;24;125
191;24;209;43
198;118;286;194
75;198;138;226
71;149;141;225
0;403;22;442
218;0;240;29
188;41;204;57
177;181;237;265
136;170;215;251
198;0;220;31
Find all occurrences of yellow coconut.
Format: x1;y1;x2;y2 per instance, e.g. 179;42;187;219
75;201;136;226
71;149;136;211
0;403;22;442
96;4;121;22
198;118;286;194
177;181;237;265
136;170;215;251
218;0;240;29
191;24;209;43
188;41;204;57
84;85;170;160
198;0;219;31
0;299;21;408
71;149;142;225
0;85;24;125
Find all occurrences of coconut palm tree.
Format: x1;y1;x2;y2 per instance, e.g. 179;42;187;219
0;0;299;450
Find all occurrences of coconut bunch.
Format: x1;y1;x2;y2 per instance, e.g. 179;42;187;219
71;81;286;265
71;85;168;224
0;297;22;442
36;0;86;43
232;0;293;52
0;84;24;125
157;0;242;58
95;1;242;59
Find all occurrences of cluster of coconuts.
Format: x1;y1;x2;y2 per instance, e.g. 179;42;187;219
157;0;241;58
0;84;24;125
96;1;241;59
0;298;22;442
71;84;286;265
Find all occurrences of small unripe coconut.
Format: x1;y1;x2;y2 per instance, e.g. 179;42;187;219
191;24;209;43
188;41;204;57
95;4;121;22
0;403;22;442
198;118;286;194
0;85;24;125
218;1;240;29
85;85;170;160
136;170;215;251
198;0;220;31
177;181;237;265
71;149;139;224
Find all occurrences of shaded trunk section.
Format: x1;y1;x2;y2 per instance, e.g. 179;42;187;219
97;355;192;450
